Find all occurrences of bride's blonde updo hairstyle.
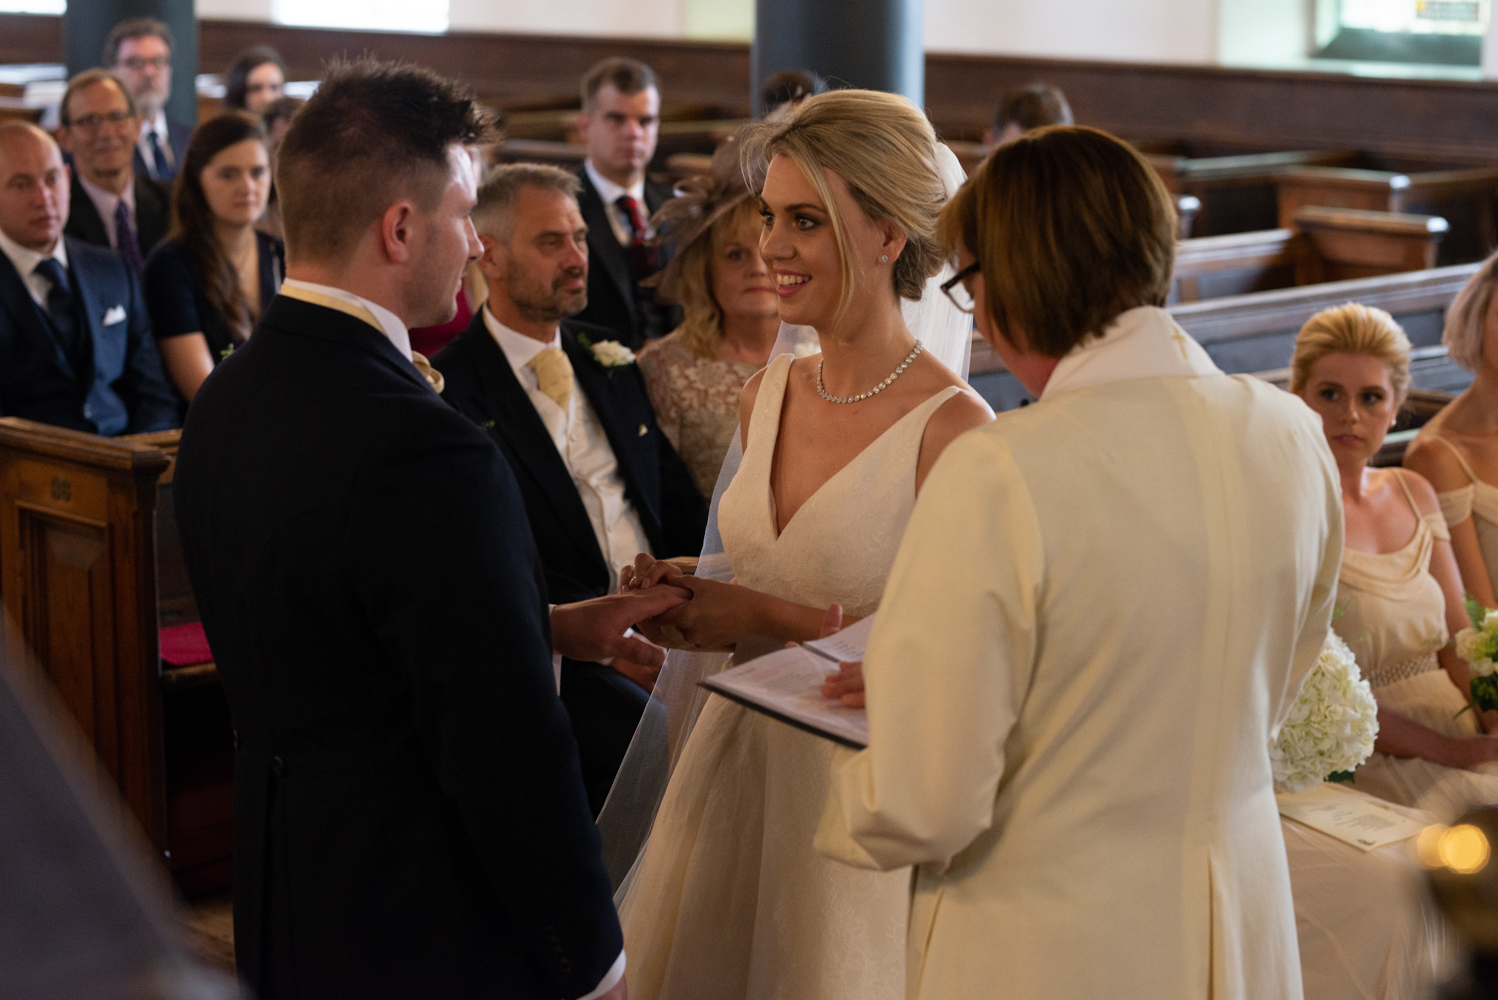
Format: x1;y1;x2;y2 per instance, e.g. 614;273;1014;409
1289;302;1412;405
939;125;1175;359
740;89;946;320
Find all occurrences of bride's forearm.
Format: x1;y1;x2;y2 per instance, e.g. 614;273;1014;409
752;592;858;644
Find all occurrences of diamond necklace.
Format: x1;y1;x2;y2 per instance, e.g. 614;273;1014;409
816;341;924;404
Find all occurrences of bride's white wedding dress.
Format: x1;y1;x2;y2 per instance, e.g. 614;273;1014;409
618;353;966;1000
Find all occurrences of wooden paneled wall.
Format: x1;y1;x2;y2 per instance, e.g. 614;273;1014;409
6;12;1498;163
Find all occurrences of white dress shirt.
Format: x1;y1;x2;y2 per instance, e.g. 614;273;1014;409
137;109;174;177
584;159;648;248
484;307;651;588
77;173;136;252
0;227;69;307
279;279;413;360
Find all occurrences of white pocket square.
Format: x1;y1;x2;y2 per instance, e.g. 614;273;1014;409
102;305;126;325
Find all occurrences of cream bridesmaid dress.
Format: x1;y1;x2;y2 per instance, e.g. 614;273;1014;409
619;354;966;1000
1420;433;1498;600
1341;469;1498;821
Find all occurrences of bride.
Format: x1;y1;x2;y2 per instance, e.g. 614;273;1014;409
612;90;991;999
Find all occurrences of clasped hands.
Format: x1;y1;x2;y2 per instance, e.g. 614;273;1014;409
619;555;867;708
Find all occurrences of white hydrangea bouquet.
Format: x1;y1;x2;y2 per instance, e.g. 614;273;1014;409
1270;632;1379;793
1454;597;1498;712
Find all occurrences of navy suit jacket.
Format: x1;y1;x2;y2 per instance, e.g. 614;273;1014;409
132;115;192;182
572;166;681;350
174;296;620;999
0;236;177;435
433;312;708;604
64;171;171;259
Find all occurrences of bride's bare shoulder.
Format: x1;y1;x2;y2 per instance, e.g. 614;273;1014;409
916;390;996;492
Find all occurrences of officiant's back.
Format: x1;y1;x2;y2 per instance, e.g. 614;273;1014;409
828;126;1345;1000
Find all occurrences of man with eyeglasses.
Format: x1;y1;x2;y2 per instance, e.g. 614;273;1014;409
103;18;191;183
56;69;170;277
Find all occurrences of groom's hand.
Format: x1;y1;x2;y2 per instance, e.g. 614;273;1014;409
551;586;691;667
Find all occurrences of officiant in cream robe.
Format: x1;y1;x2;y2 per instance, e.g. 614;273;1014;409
817;128;1344;1000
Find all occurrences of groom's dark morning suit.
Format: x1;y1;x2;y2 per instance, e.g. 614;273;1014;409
434;313;708;813
173;296;621;999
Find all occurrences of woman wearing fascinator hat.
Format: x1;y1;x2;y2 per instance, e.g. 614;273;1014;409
610;89;992;1000
636;137;783;500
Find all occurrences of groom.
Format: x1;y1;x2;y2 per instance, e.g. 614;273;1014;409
175;59;681;1000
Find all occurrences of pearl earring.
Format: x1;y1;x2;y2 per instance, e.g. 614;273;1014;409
880;255;889;263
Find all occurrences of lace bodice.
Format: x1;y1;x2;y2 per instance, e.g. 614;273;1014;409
717;353;963;618
637;331;763;500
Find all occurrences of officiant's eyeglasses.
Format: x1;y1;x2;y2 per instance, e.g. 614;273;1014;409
941;262;980;315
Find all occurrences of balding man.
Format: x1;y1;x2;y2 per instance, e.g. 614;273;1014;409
173;58;675;999
0;122;175;435
56;69;170;274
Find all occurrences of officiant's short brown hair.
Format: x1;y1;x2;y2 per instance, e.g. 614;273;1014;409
940;125;1176;359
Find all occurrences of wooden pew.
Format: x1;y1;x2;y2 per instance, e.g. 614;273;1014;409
1147;149;1362;238
0;421;232;898
1169;206;1447;304
968;263;1479;412
1277;166;1498;266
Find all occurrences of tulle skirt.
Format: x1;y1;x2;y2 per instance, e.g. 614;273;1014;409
618;692;907;1000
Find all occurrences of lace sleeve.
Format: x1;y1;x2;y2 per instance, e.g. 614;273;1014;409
638;348;683;450
1438;485;1475;529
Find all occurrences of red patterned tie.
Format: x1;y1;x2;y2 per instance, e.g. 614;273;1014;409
615;194;658;274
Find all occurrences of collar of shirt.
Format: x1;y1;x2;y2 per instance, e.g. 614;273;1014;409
0;227;69;305
584;159;646;210
280;279;413;361
484;306;561;375
77;172;135;249
138;110;172;162
1039;305;1223;402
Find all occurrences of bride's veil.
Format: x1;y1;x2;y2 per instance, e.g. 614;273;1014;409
595;140;975;894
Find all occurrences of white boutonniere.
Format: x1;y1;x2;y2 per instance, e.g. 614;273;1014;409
577;333;635;376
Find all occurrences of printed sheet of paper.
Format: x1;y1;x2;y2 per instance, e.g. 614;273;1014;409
1277;782;1430;851
700;618;872;749
800;613;877;664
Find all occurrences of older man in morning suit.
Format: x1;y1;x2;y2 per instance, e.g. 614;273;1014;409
173;59;683;1000
0;122;175;435
572;57;680;350
435;164;708;815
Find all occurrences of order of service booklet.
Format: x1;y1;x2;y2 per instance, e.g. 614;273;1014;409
1276;782;1430;851
699;615;876;749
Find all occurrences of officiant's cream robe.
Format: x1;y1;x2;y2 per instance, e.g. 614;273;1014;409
817;307;1343;1000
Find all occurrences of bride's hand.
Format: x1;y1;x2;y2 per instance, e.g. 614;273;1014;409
639;576;763;652
620;552;685;592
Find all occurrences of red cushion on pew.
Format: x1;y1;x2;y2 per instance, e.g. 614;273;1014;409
160;622;213;666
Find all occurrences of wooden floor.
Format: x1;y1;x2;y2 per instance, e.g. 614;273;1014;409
182;894;236;976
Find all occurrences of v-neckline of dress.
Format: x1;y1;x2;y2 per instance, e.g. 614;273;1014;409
767;386;957;542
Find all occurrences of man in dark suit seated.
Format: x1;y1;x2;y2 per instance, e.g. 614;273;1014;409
435;163;708;815
572;57;680;350
56;69;170;276
0;122;176;435
103;18;192;183
173;58;681;1000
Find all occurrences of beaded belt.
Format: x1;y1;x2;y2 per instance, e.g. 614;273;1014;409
1368;650;1441;690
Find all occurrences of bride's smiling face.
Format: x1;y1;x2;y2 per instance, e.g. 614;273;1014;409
758;153;889;330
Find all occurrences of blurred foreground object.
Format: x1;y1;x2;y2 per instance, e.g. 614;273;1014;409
1423;807;1498;998
0;627;236;1000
